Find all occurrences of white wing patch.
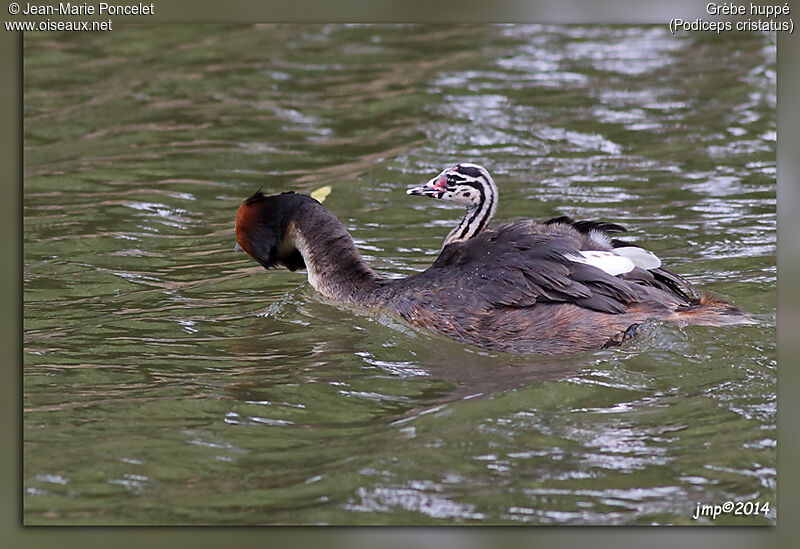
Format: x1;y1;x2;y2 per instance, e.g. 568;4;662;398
613;246;662;270
565;250;635;276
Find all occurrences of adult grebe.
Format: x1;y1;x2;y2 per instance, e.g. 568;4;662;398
234;188;749;355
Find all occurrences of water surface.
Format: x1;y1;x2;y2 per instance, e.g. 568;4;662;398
23;25;776;525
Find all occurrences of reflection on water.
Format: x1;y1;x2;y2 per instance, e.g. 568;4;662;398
24;25;775;525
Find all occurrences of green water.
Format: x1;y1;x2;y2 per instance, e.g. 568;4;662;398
23;25;776;525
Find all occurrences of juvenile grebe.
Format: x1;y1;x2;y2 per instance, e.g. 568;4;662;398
235;189;748;355
407;163;703;302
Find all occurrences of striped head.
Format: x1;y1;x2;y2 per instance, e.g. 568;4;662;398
407;163;498;246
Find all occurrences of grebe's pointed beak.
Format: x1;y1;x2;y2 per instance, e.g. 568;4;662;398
406;174;447;199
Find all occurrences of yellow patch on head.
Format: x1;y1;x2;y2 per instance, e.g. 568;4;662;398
310;185;332;203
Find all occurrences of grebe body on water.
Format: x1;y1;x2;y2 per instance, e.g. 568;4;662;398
235;181;749;355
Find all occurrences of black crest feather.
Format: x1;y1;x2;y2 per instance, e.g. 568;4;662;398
544;215;628;234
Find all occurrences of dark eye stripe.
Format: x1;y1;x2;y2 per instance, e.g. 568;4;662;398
448;180;483;192
447;173;466;183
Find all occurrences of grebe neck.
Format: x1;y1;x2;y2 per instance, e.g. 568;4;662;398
443;180;498;247
286;207;385;306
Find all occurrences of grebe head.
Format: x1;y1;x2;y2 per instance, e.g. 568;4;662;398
406;163;496;208
234;190;309;271
407;163;499;246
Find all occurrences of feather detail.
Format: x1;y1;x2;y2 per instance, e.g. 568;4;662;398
564;250;635;276
613;246;662;270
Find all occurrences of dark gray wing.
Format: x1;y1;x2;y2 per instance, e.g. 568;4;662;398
546;216;699;302
401;222;645;315
609;238;700;301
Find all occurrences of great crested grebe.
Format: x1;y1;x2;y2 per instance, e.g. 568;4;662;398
234;185;749;355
